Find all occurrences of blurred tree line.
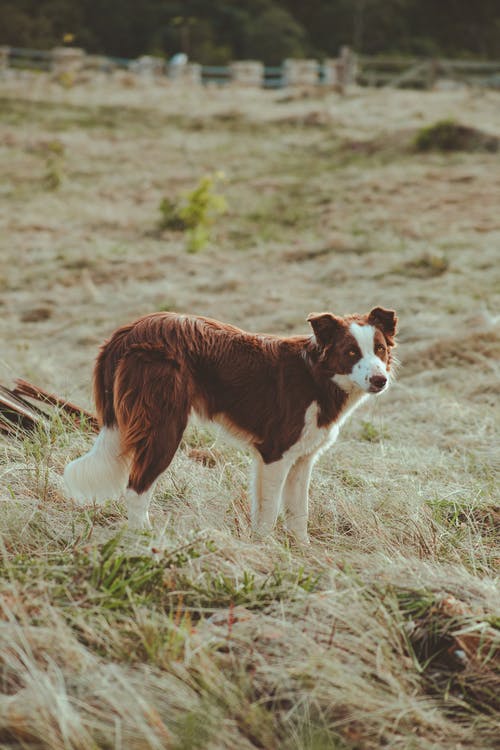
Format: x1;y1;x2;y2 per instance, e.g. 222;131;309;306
1;0;498;63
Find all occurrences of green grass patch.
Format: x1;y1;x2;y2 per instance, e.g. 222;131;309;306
391;252;449;278
177;565;320;611
359;420;389;443
2;531;319;617
414;119;499;153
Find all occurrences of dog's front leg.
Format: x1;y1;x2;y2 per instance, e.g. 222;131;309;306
251;456;291;538
282;455;314;544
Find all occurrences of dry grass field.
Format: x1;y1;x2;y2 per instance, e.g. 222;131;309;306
0;72;499;749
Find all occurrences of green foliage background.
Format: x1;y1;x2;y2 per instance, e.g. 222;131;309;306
0;0;499;63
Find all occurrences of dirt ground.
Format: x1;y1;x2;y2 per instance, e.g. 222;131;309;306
0;72;498;749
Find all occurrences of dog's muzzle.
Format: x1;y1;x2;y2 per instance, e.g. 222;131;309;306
368;375;387;393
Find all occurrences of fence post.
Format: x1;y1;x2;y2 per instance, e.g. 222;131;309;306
426;59;439;89
322;48;357;92
0;46;9;73
283;59;319;87
336;46;357;92
184;62;202;85
229;61;264;87
51;47;85;77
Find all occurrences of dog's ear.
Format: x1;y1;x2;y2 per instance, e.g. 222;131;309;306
307;312;344;347
368;307;398;345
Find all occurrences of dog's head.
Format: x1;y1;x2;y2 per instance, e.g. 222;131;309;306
307;307;398;394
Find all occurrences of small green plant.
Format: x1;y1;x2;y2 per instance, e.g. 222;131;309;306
414;119;461;151
177;564;319;610
22;412;67;501
172;704;216;750
391;252;449;279
335;469;365;489
56;70;76;89
158;172;227;252
359;420;388;443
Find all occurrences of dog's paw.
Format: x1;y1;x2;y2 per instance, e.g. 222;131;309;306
127;511;152;531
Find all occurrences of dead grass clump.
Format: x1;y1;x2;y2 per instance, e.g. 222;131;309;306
211;109;245;124
392;252;449;278
276;87;331;104
187;447;222;467
341;129;413;160
341;121;500;161
466;505;500;540
396;589;500;716
282;245;332;262
0;601;220;749
404;331;500;373
275;110;333;128
414;119;500;153
20;306;53;323
188;110;254;133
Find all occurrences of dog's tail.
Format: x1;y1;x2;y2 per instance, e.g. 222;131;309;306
64;324;134;503
93;323;136;428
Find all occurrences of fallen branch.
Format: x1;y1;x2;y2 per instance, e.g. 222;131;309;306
13;379;99;432
0;379;99;436
0;385;43;434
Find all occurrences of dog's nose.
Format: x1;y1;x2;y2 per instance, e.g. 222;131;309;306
369;375;387;391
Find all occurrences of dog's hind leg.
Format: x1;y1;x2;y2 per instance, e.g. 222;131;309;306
64;426;130;504
123;486;157;531
115;350;190;529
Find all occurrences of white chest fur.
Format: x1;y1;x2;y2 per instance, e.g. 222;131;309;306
283;391;368;465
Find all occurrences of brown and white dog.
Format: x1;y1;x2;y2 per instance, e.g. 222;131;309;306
64;308;397;542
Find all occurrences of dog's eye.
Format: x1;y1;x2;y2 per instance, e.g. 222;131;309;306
348;350;357;357
376;344;385;353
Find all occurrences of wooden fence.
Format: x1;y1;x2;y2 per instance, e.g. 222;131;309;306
358;56;500;88
1;45;500;90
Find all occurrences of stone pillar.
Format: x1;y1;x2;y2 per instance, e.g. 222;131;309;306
322;59;338;87
130;55;166;77
0;46;10;72
322;48;357;92
336;46;357;92
51;47;85;76
168;59;201;85
184;63;202;85
230;61;264;87
83;54;116;74
283;59;319;87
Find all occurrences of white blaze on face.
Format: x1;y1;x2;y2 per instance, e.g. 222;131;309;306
333;323;388;393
